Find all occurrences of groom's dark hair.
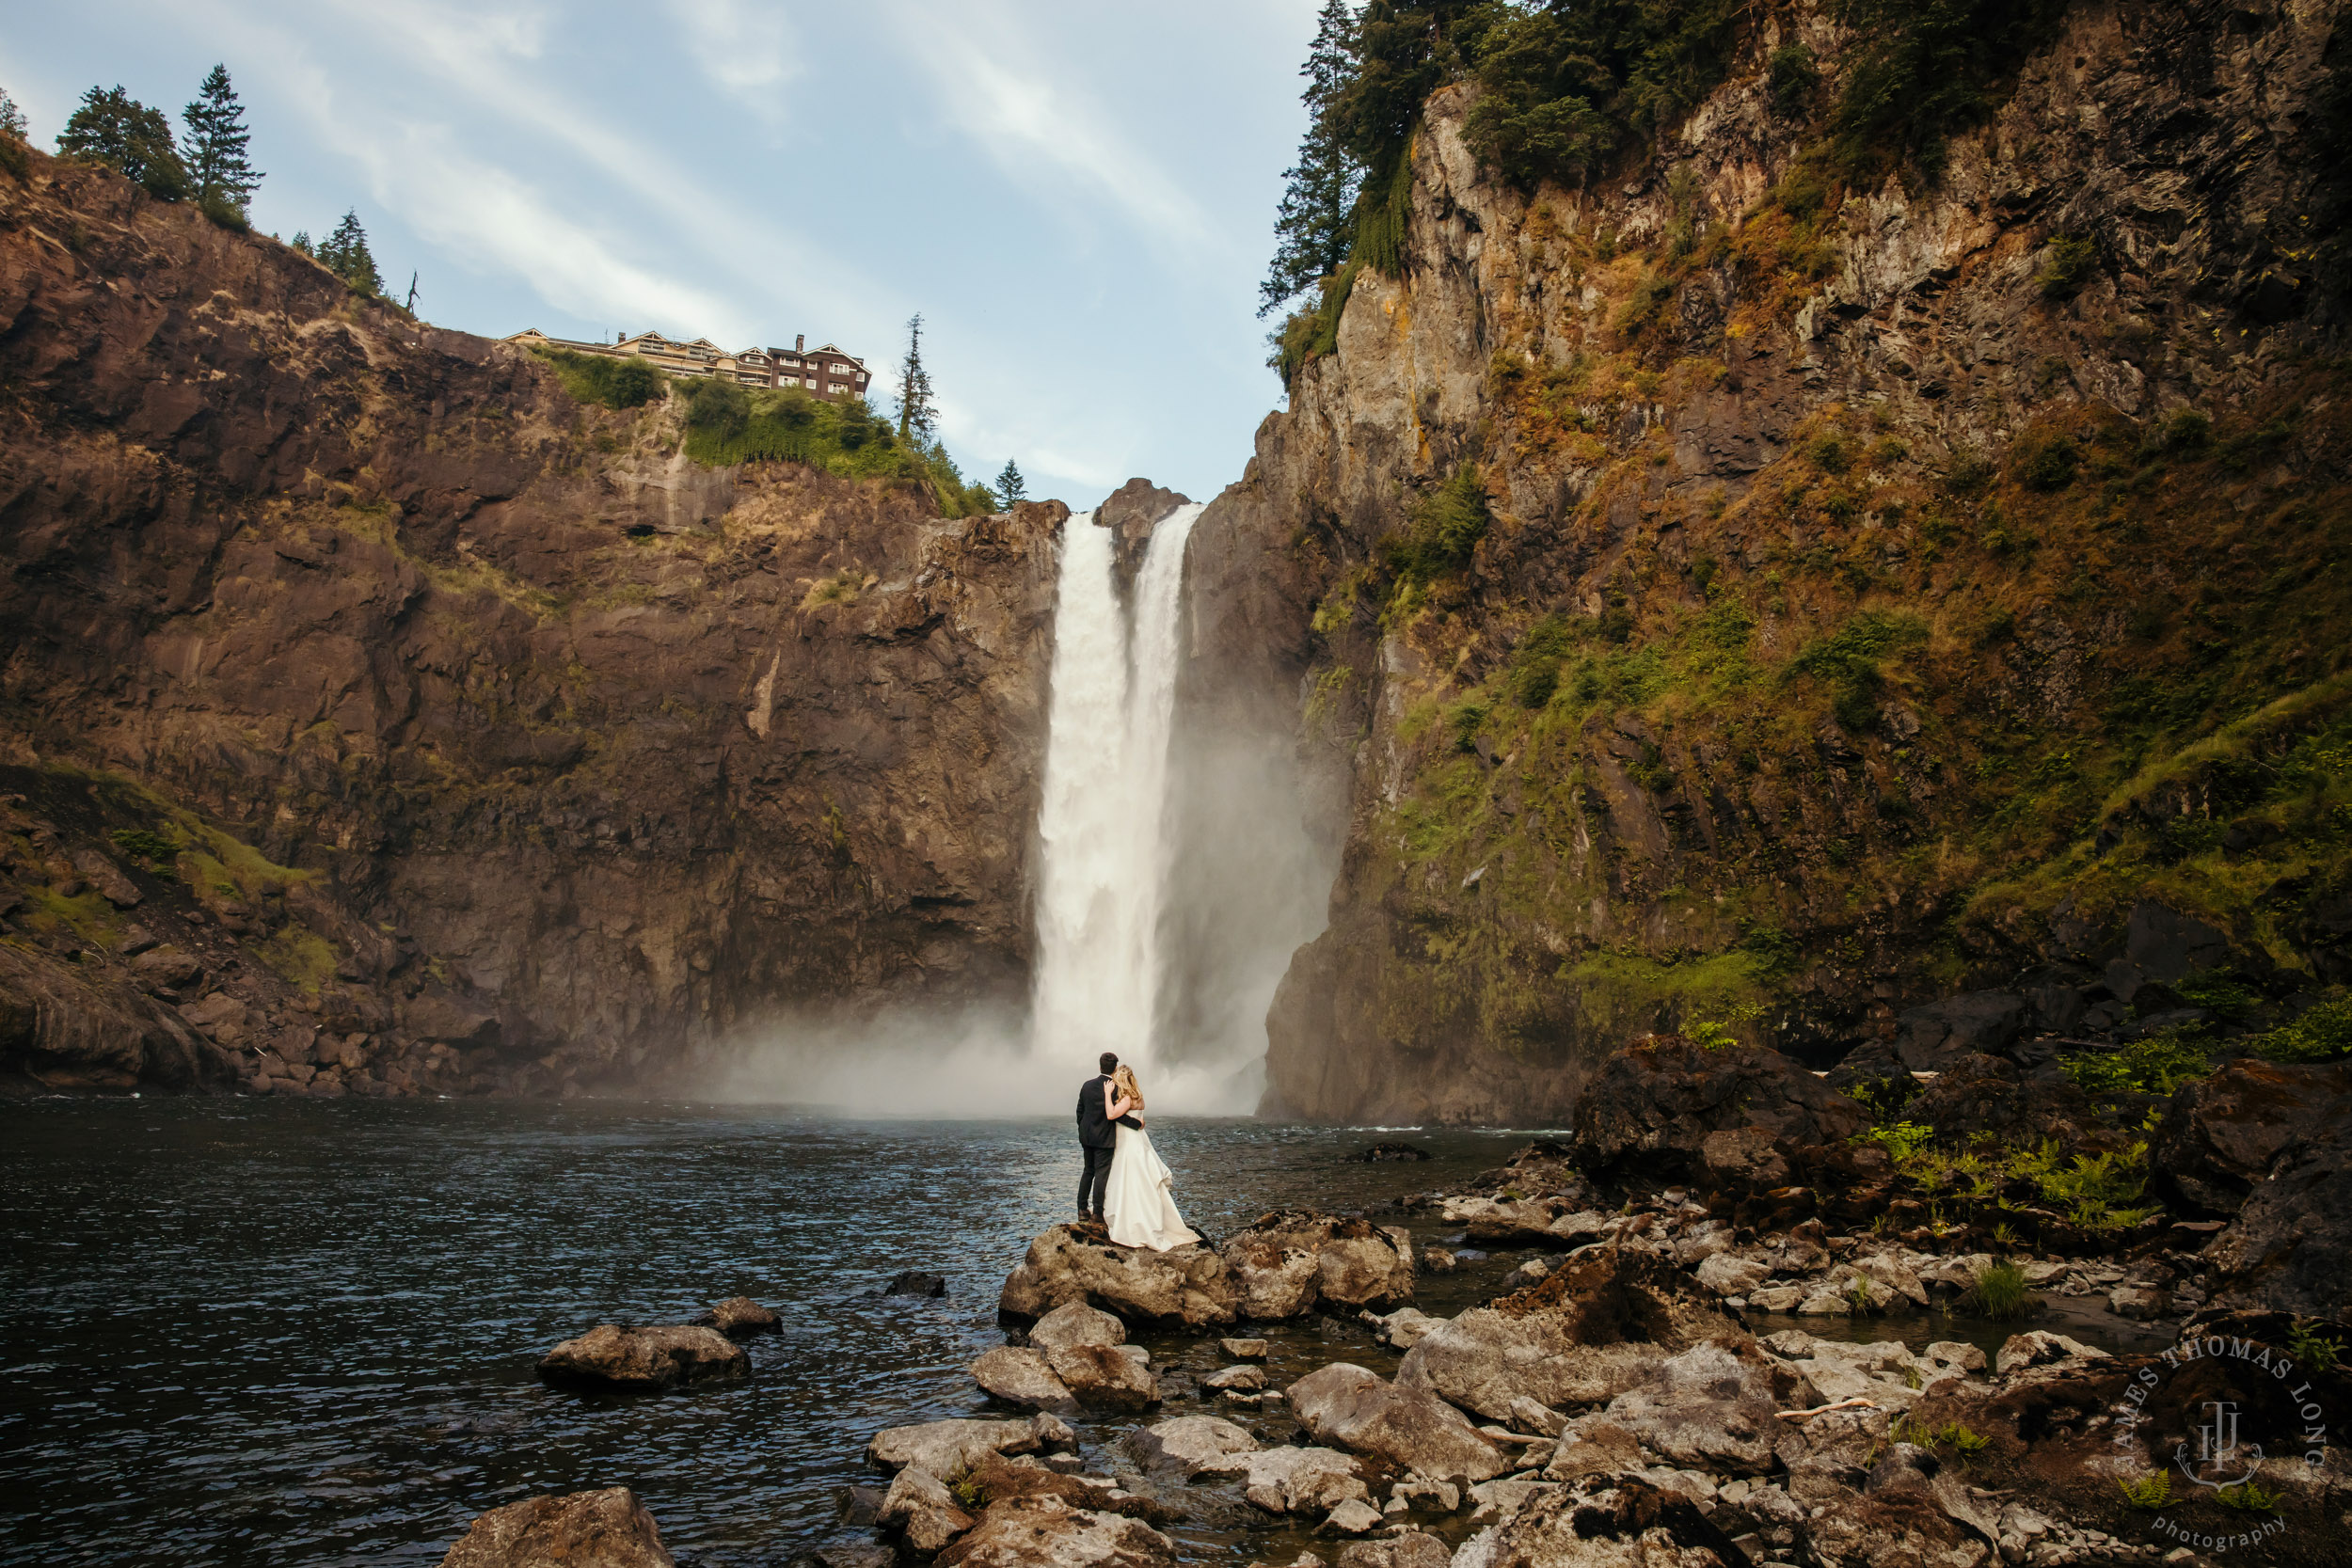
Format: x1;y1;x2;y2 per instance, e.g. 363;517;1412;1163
1099;1051;1118;1073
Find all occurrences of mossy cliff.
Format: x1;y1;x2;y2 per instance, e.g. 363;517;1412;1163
1188;0;2352;1121
0;150;1062;1096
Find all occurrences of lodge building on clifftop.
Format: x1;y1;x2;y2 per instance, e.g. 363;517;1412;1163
503;327;873;400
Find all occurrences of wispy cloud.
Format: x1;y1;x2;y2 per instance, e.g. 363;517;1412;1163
880;0;1219;257
667;0;800;117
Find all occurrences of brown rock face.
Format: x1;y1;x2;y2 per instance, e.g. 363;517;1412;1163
1566;1037;1867;1186
0;152;1062;1095
1196;1;2352;1122
438;1486;675;1568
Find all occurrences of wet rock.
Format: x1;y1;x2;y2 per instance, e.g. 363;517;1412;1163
868;1414;1078;1477
1287;1363;1506;1485
1203;1365;1267;1393
1218;1212;1415;1317
535;1323;749;1393
1993;1331;2109;1379
1567;1038;1867;1186
1220;1337;1269;1361
1421;1248;1457;1274
697;1296;781;1338
999;1226;1234;1330
882;1467;977;1555
2153;1058;2352;1214
2204;1117;2352;1316
835;1484;887;1527
1045;1344;1159;1411
934;1495;1175;1568
1454;1477;1747;1568
1236;1449;1372;1515
887;1271;950;1298
971;1347;1078;1413
437;1486;674;1567
1335;1536;1449;1568
1348;1141;1433;1163
1119;1415;1258;1476
1030;1301;1127;1353
1397;1249;1748;1420
1315;1498;1384;1536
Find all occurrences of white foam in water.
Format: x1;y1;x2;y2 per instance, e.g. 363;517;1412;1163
717;502;1254;1116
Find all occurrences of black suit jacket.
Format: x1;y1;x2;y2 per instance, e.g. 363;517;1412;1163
1076;1075;1142;1148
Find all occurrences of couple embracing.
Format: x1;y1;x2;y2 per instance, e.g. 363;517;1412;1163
1073;1052;1200;1251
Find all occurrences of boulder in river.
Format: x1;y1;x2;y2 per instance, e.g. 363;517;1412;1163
1337;1537;1449;1568
1044;1343;1159;1410
1566;1037;1867;1187
1028;1301;1126;1353
886;1270;950;1298
970;1346;1078;1413
932;1494;1174;1568
536;1323;749;1392
881;1466;977;1556
697;1296;781;1338
1346;1141;1432;1163
1397;1248;1747;1421
1217;1212;1415;1317
998;1225;1235;1329
868;1413;1077;1477
438;1486;674;1567
1286;1362;1506;1486
1120;1414;1260;1475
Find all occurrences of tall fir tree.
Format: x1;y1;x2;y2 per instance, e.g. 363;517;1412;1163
182;65;261;210
316;209;382;293
1257;0;1362;318
56;86;189;199
894;313;937;446
0;87;26;141
994;459;1026;509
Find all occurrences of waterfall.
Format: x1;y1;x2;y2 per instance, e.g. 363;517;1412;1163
1029;504;1204;1088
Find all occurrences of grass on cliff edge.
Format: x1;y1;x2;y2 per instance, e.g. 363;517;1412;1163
679;378;996;517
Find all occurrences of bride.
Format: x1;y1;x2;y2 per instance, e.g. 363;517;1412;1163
1102;1065;1201;1251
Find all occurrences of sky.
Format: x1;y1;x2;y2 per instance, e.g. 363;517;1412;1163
0;1;1327;505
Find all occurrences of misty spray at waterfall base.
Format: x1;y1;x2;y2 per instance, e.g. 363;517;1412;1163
714;504;1332;1117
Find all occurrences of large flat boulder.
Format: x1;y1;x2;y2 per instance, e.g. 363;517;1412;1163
867;1414;1078;1478
2154;1057;2352;1214
998;1227;1236;1329
1217;1212;1415;1317
536;1324;748;1393
1029;1301;1127;1353
1286;1363;1505;1485
438;1487;674;1567
1119;1415;1260;1475
970;1347;1077;1413
1566;1037;1867;1186
1544;1343;1797;1480
934;1495;1175;1568
1396;1249;1748;1421
1044;1344;1158;1410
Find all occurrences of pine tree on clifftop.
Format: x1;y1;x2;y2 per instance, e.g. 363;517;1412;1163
1257;0;1361;318
894;313;938;446
995;459;1026;509
316;209;382;294
183;65;261;211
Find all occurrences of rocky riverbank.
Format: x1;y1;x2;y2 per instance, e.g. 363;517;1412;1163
440;1035;2348;1568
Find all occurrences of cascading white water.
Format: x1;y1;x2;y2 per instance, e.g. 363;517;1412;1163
1029;503;1204;1084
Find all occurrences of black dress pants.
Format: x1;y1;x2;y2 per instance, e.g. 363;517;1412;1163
1078;1143;1114;1215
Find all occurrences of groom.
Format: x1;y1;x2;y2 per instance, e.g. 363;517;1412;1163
1075;1050;1139;1224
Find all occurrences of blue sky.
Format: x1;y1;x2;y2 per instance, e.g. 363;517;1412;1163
2;1;1326;504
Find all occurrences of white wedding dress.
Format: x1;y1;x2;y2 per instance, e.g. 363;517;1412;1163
1104;1122;1201;1251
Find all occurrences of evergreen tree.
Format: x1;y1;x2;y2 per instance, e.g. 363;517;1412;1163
0;87;26;141
1258;0;1362;318
316;209;382;293
182;64;261;210
289;230;312;257
56;86;189;199
893;313;937;445
994;459;1026;508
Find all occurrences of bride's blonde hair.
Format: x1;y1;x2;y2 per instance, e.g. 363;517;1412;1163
1113;1064;1144;1111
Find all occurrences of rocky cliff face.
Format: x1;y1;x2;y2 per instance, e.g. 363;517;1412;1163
1193;0;2352;1120
0;152;1064;1096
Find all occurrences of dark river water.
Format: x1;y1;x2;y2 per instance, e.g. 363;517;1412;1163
0;1099;2158;1567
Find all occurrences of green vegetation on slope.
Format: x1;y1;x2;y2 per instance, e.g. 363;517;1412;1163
680;378;996;517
